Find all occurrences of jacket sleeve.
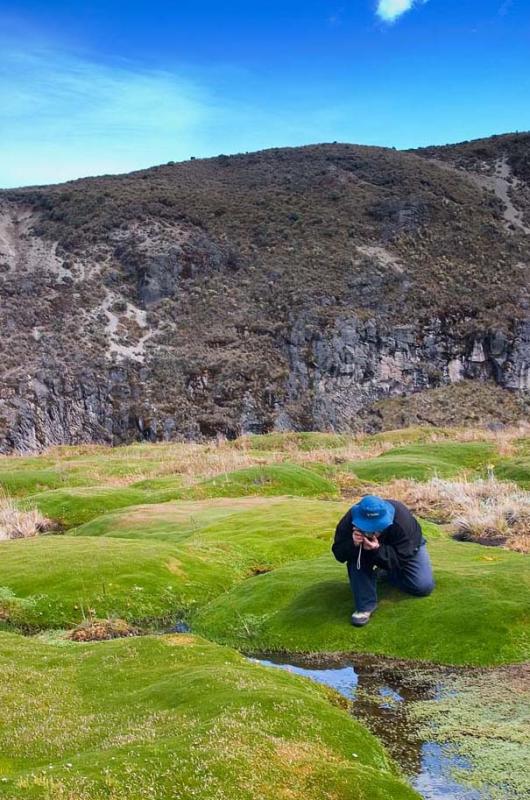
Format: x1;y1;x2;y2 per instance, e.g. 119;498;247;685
332;511;357;563
372;541;402;571
373;511;422;571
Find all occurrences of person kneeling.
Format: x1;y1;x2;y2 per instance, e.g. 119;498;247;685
332;495;435;627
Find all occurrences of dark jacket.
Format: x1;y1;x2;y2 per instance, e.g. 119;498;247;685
332;499;424;572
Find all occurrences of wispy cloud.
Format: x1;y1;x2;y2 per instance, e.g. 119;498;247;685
0;34;369;188
0;39;214;186
376;1;426;24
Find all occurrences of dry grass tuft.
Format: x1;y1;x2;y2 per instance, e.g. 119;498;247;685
67;618;140;642
0;492;52;541
44;436;389;488
385;476;530;552
434;423;530;457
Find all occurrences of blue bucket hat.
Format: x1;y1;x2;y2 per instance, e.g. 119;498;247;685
350;495;395;534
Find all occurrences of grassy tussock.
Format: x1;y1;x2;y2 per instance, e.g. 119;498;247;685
4;426;526;494
386;476;530;552
0;492;50;541
26;436;387;488
431;423;530;457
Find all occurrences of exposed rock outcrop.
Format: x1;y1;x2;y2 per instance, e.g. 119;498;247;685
282;316;530;432
1;134;530;451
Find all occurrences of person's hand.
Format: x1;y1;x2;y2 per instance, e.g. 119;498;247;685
362;536;380;551
352;529;364;546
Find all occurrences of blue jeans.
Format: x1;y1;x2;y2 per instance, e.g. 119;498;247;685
347;542;435;613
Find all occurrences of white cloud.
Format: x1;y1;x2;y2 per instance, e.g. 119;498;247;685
376;0;425;23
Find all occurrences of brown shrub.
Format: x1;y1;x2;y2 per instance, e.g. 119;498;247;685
385;476;530;552
0;493;52;541
67;618;140;642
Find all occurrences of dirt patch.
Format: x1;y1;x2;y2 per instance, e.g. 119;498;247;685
67;618;140;642
248;565;273;576
164;634;197;646
166;557;186;576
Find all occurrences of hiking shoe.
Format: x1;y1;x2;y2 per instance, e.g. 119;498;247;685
351;609;376;627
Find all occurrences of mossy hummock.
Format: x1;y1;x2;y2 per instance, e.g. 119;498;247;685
0;632;419;800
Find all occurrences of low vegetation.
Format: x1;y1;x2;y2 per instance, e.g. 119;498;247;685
66;617;140;642
0;632;419;800
386;475;530;551
0;492;51;541
409;665;530;800
0;429;528;798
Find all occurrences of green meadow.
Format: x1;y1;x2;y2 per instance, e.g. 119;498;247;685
0;428;529;799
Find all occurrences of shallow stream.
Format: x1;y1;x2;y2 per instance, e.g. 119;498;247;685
250;654;489;800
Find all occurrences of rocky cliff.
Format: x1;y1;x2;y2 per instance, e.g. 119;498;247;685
1;134;529;451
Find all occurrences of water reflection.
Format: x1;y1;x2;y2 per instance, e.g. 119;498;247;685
251;655;488;800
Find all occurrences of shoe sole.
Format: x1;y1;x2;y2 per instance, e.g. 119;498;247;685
350;607;377;627
351;618;370;627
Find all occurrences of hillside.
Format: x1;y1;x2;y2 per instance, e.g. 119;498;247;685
1;134;530;451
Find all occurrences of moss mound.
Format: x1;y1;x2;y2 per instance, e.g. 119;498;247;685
0;632;419;800
188;464;338;499
0;499;343;631
23;464;337;529
21;486;155;528
72;497;280;541
0;467;83;496
243;432;353;451
1;496;528;666
344;442;495;482
0;535;234;629
496;458;530;488
193;522;530;667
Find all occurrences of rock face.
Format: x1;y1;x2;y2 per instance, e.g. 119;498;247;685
283;317;530;432
1;134;530;451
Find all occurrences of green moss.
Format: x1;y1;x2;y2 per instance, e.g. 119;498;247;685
22;486;155;527
385;442;496;470
72;497;280;541
243;432;353;451
409;668;529;799
367;427;449;445
0;536;233;629
343;454;457;482
495;458;530;487
343;441;495;482
0;632;419;800
186;464;338;499
194;524;530;666
0;499;343;630
3;495;528;665
22;465;337;529
129;474;185;491
1;430;529;798
0;468;89;497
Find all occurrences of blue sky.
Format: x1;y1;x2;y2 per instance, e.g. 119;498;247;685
1;1;529;187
